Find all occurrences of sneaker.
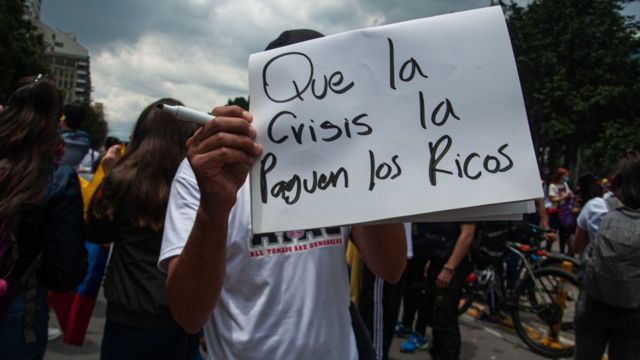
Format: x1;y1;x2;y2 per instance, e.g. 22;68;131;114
400;332;430;353
394;322;412;338
47;327;62;341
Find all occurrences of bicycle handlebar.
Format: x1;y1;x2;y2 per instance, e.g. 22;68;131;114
526;223;557;234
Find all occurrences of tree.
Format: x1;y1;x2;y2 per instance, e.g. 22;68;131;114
226;96;250;110
0;0;49;102
80;102;108;149
505;0;640;176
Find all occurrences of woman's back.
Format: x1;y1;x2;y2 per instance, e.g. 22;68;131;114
87;98;200;359
0;77;86;359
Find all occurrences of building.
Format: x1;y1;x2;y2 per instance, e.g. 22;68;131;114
24;0;92;104
35;21;92;104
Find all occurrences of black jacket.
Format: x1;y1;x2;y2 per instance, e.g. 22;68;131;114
88;206;176;329
14;165;87;291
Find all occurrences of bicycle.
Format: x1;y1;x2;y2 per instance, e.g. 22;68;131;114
459;223;579;314
520;223;581;275
458;223;580;358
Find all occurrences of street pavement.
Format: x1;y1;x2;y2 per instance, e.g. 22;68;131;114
389;313;554;360
44;290;559;360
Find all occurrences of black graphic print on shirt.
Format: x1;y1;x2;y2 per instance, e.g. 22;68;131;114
249;227;343;258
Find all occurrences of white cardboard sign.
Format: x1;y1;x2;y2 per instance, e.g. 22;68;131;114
248;6;542;233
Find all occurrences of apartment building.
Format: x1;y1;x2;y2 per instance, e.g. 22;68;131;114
25;0;92;104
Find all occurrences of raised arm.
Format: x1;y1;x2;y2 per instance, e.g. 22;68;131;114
165;106;262;333
351;223;406;283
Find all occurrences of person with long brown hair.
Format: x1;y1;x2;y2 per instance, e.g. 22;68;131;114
87;98;200;359
0;76;86;358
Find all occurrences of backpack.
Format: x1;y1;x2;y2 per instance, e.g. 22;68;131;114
582;197;640;309
471;221;511;264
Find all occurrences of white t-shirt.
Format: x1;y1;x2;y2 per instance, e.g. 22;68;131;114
548;182;572;209
159;160;357;360
577;197;608;240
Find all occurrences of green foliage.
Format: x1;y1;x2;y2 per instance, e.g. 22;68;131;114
0;1;106;148
506;0;640;176
226;96;250;110
0;0;49;102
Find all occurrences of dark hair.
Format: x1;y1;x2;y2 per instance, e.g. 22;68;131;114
0;78;63;218
104;136;122;149
62;103;85;129
576;173;602;205
611;151;640;209
265;29;324;50
89;98;199;231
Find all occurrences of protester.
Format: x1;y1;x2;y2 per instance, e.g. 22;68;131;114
572;151;640;359
418;222;475;360
87;98;200;359
77;147;100;179
58;103;91;169
159;29;406;359
0;76;87;359
547;167;573;253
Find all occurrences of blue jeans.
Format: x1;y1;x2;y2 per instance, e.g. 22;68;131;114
0;288;49;360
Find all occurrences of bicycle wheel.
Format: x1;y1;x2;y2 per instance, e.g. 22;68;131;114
538;255;581;275
511;268;579;358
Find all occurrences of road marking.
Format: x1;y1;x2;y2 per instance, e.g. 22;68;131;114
483;327;504;339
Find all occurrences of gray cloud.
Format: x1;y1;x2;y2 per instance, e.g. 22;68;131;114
40;0;638;140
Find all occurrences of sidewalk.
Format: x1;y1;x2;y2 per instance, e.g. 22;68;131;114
45;293;105;360
45;289;548;360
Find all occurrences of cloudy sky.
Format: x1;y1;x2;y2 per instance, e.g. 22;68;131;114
41;0;639;140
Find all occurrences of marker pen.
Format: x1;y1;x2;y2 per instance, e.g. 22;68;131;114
156;103;213;126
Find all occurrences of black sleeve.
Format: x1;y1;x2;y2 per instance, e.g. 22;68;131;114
40;166;88;292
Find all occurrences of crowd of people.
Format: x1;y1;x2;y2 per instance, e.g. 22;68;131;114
0;29;638;360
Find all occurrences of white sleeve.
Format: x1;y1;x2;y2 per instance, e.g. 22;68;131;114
577;197;608;240
158;159;201;273
548;183;559;197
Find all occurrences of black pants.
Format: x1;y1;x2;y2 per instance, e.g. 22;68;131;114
101;319;200;360
547;212;569;254
575;291;640;360
400;255;429;333
350;301;376;360
359;264;403;360
422;263;467;360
